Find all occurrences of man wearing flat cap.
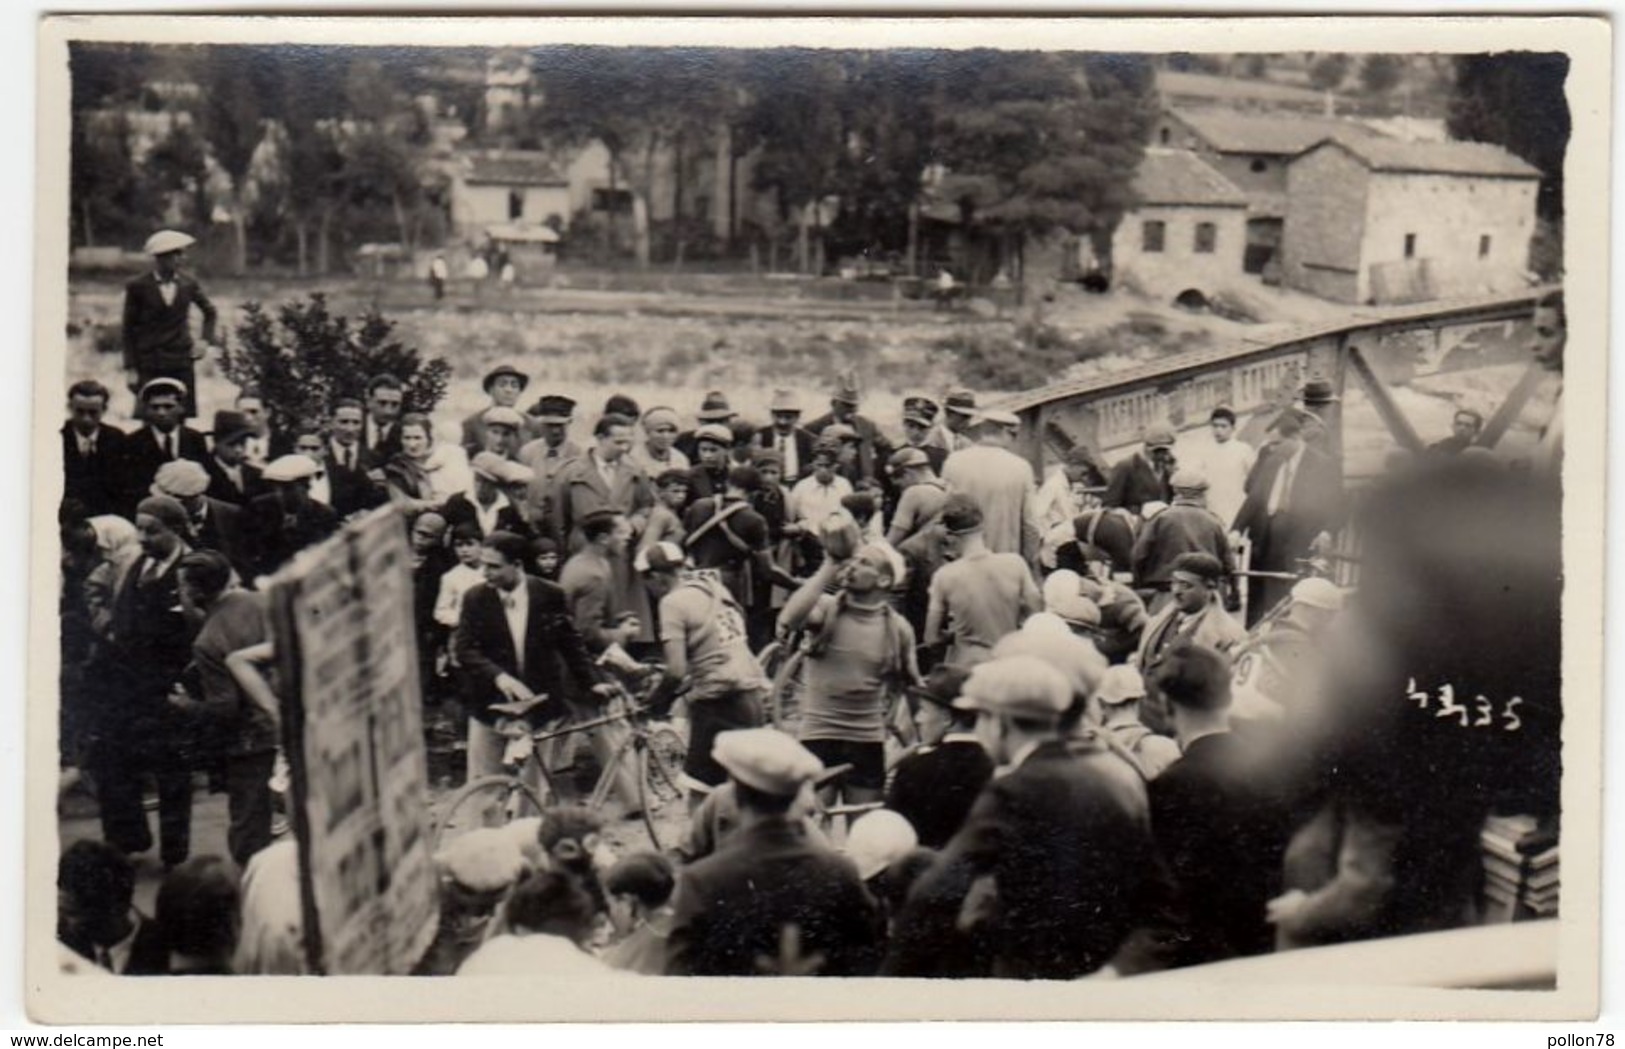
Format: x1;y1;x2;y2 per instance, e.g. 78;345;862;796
885;656;1162;979
203;410;264;507
898;393;949;475
941;408;1040;563
674;391;737;464
1131;467;1235;610
1104;426;1178;517
239;455;340;580
151;459;252;584
118;379;210;513
1133;552;1246;735
461;364;530;457
751;390;815;485
442;452;533;542
885;665;994;849
518;394;582;524
666;728;883;976
884;446;947;549
122;230;218;418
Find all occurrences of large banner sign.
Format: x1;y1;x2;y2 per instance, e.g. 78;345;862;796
268;506;439;975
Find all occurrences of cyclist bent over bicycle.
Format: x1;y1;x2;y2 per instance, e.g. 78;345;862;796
636;541;770;809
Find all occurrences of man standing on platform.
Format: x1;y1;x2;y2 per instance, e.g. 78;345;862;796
1198;407;1254;528
122;230;217;419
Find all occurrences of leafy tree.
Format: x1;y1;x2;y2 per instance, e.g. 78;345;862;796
1360;54;1404;95
1309;53;1352;92
70;116;152;248
222;293;451;440
194;46;282;273
144;123;212;231
1448;52;1571;219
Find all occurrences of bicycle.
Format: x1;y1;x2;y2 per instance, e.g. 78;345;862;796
433;662;688;852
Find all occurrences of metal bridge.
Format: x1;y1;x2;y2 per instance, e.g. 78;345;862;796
1003;287;1559;485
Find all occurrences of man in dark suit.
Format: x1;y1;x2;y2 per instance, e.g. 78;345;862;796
885;666;994;850
1232;411;1343;623
321;399;387;514
886;655;1162;979
117;379;209;515
1104;427;1176;517
1131;468;1235;608
122;230;218;419
62;379;129;519
151;460;253;585
1148;643;1294;966
239;455;340;581
751;390;817;485
443;454;533;541
804;374;893;487
666;728;883;976
362;373;406;463
452;531;608;789
203;409;264;507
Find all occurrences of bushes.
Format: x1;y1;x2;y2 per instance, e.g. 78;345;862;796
934;317;1213;391
220;292;451;440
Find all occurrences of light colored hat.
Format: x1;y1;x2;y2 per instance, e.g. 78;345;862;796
498;459;535;486
1049;590;1103;630
642;406;679;431
831;372;862;405
972;409;1020;430
1021;611;1076;639
1042;569;1084;609
845;810;919;881
151;459;210;499
1143;426;1177;448
482;406;526;430
1095;665;1148;706
1170;467;1209;492
769;389;801;415
712;728;824;797
143;229;195;256
138;377;188;402
694;423;733;447
470;451;508;481
887;446;931;471
433;827;529;894
634;540;689;574
1290;577;1345;612
263;454;321;483
991;629;1107;702
953;655;1074;719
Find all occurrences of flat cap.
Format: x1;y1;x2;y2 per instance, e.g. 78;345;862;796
134;495;190;534
1170;551;1226;584
151;459;210;499
953;655;1073;719
641;406;679;431
263;454;321;483
528;394;576;423
823;423;860;443
694;423;733;447
143;229;195;256
1170;467;1209;492
138;377;188;402
888;446;931;471
712;728;824;797
940;493;984;535
483;406;526;430
1095;665;1148;706
470;451;508;481
845;810;919;881
433;827;529;894
1143;426;1177;448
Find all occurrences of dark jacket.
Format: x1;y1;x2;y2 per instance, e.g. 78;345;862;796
666;815;883;976
187;497;253;585
62;422;131;519
61;908;168;976
323;451;387;519
440;492;531;541
239;490;340;581
451;574;600;726
1232;443;1342;564
1063;507;1139;576
203;457;264;507
1131;500;1234;588
751;426;818;480
886;740;1161;980
1104;451;1172;516
94;549;199;760
884;738;995;850
119;425;210;511
122;272;217;372
1148;731;1294;966
806;412;893;484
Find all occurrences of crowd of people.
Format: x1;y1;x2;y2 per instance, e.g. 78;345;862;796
55;232;1564;980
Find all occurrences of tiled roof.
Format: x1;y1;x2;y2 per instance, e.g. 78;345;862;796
464;152;568;186
1134;149;1250;208
1169;107;1381;156
1299;137;1542;179
1157;71;1335;107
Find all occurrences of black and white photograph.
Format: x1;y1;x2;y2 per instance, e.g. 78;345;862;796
24;14;1608;1024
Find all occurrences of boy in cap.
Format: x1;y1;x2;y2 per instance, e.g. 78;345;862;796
637;541;770;805
150;458;252;584
666;728;883;976
1105;426;1178;516
752;390;815;484
885;655;1161;980
1130;466;1235;609
119;378;210;510
684;422;735;504
122;230;218;417
885;665;994;849
674;391;737;463
924;494;1042;667
434;522;488;633
940;409;1039;561
785;441;854;559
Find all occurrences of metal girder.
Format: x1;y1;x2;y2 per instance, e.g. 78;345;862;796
1476;360;1551;449
1346;343;1426;453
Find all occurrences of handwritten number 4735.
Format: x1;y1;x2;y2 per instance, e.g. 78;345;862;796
1405;678;1522;731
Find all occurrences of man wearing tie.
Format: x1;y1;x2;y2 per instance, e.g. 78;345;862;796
203;410;263;507
1232;412;1342;624
118;378;209;515
752;390;815;485
363;373;406;463
62;379;129;519
121;230;217;419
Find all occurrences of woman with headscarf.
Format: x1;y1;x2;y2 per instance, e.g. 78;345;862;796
629;406;691;477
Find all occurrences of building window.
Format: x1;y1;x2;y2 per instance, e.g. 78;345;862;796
1159;127;1171;145
1142;220;1166;253
1250;158;1268;174
1479;234;1492;258
508;190;524;221
1194;222;1217;254
1404;233;1416;258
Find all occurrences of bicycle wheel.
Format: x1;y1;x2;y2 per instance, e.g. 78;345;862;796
636;723;689;851
433;774;548;852
770;647;809;736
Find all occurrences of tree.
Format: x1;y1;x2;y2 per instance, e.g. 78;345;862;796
1448;52;1571;219
144;123;212;231
194;46;282;273
222;294;451;441
1360;54;1404;95
1309;53;1352;92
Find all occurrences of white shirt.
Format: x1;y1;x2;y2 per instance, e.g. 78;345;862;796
1033;466;1084;534
244;434;270;468
500;577;529;675
473;491;512;538
788;473;854;527
456;933;619;978
1198;436;1256;528
152;427;180;460
155;272;177;306
330;439;362;473
1266;444;1306;517
769;428;801;482
435;563;484;629
307;468;332;507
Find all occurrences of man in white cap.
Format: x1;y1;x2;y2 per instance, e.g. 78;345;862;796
123;230;218;418
443;452;533;541
120;378;210;509
475;405;528;463
1094;665;1181;780
752;390;815;485
885;655;1161;979
151;459;251;584
1130;466;1235;610
941;408;1039;562
666;728;882;976
240;455;340;580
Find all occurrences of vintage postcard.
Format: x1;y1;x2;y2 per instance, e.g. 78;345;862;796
27;13;1608;1023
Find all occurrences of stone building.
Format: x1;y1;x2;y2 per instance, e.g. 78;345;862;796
1110;148;1249;303
1281;137;1540;304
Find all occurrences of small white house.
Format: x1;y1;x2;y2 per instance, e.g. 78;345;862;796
450;152;572;237
1111;148;1250;303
